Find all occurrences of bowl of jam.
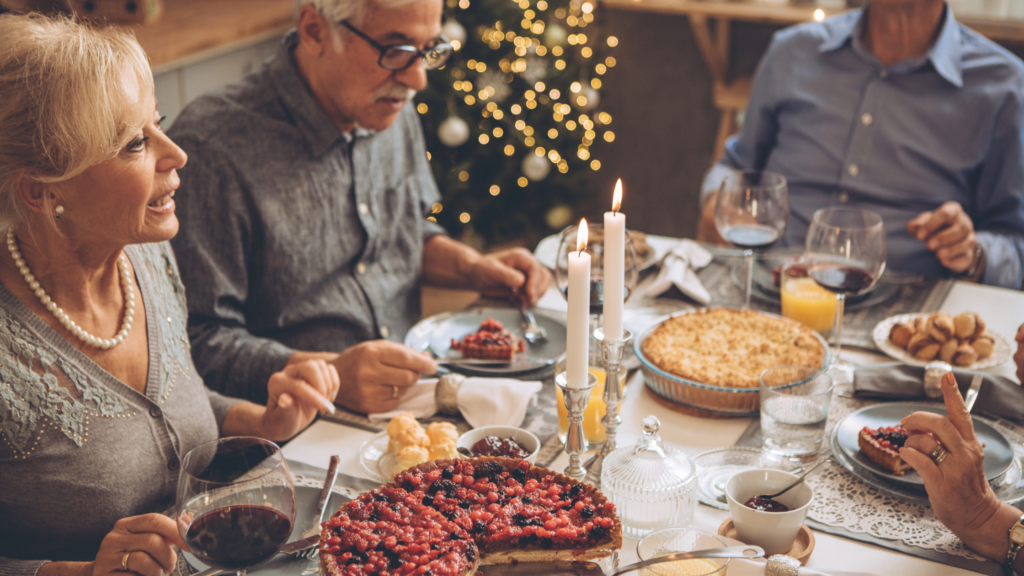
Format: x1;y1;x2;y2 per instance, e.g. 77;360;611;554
724;468;813;556
457;426;540;464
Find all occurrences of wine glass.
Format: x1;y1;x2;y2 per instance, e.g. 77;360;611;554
804;208;886;384
553;222;640;322
176;437;296;576
714;170;789;308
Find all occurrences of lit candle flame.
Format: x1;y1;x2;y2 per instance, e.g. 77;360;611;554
577;219;588;253
612;179;622;213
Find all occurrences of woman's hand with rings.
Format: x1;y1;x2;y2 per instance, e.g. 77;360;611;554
89;514;187;576
899;371;1007;559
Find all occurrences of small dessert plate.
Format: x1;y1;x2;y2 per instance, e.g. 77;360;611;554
357;431;394;484
718;519;815;565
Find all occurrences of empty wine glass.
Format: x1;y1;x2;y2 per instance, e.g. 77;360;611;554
804;208;886;384
177;437;296;576
714;171;789;308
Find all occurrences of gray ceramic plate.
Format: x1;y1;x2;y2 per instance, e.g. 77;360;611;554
834;403;1013;486
182;485;350;575
405;308;566;377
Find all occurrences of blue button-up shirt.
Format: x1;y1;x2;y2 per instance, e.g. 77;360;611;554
704;5;1024;288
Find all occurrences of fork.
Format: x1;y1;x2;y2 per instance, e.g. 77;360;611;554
519;304;548;345
294;455;340;558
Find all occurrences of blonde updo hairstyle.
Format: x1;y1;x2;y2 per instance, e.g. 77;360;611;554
0;13;153;232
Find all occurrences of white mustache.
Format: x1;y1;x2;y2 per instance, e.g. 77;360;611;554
374;84;417;100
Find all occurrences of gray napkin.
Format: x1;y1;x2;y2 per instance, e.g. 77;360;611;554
853;363;1024;424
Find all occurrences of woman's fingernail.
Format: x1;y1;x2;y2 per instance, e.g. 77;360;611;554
277;398;288;409
320;397;336;414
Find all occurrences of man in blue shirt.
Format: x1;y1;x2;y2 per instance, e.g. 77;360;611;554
699;0;1024;289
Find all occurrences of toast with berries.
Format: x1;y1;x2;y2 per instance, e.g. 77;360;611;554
319;458;621;576
858;425;912;476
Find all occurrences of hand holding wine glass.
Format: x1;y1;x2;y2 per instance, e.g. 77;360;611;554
713;170;789;308
804;208;886;384
177;437;296;576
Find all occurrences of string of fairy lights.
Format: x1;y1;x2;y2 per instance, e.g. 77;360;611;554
418;0;617;228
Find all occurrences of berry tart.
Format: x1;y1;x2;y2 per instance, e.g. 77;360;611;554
450;317;525;361
858;425;912;476
319;457;621;576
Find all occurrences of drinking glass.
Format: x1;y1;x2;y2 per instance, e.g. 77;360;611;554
637;527;729;576
553;354;627;446
779;261;837;335
759;365;834;461
714;170;789;309
176;437;296;576
804;208;886;384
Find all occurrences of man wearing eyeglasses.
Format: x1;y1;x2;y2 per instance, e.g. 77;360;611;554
167;0;552;414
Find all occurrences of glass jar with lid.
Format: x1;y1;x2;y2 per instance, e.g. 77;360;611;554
601;415;697;539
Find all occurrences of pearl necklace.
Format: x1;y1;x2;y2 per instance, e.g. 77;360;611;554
6;229;134;349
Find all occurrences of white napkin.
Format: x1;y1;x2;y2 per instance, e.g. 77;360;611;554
367;378;542;428
635;239;713;305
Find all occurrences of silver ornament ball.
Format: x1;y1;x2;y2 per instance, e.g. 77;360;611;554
438;116;470;147
521;153;552;182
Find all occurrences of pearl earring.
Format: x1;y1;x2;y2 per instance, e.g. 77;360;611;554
55;205;64;219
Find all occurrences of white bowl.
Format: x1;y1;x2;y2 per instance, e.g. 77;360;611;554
725;468;813;555
457;426;540;464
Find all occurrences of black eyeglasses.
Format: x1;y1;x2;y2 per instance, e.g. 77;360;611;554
339;20;453;71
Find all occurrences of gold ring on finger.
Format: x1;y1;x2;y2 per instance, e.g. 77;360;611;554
121;551;131;572
392;385;398;399
929;444;948;466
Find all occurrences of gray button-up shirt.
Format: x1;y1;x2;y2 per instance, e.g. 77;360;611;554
168;32;446;403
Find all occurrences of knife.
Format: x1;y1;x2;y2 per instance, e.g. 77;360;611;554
964;373;984;413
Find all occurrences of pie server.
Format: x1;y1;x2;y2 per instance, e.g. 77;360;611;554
478;545;764;575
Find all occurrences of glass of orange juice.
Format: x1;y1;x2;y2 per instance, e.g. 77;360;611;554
555;364;626;446
780;261;837;335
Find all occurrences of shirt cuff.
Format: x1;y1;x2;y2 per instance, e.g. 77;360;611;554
423;219;448;243
205;389;245;428
0;558;49;576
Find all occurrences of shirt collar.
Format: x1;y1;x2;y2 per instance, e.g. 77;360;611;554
818;3;963;88
268;31;373;157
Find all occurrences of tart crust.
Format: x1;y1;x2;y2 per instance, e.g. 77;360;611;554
858;429;911;476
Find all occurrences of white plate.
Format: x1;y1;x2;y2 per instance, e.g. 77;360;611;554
357;431;395;484
872;313;1012;369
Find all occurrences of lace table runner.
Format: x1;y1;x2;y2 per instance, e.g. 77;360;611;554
737;383;1022;575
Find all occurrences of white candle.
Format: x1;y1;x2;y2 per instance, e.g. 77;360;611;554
603;179;625;341
567;219;592;389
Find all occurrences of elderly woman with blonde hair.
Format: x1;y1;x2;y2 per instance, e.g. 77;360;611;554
0;13;341;576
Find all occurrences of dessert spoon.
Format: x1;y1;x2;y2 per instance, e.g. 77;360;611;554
758;458;830;501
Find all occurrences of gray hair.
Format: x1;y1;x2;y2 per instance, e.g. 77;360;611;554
294;0;421;51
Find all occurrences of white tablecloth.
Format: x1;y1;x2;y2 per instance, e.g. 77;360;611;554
283;270;1023;576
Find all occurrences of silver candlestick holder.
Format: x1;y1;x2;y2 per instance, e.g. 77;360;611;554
585;327;633;486
555;371;599;482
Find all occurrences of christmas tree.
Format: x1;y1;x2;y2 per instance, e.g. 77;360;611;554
416;0;618;249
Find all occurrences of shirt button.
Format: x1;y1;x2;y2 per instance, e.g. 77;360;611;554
848;164;859;176
838;191;849;203
358;203;369;215
380;326;390;338
356;262;367;275
861;113;873;126
167;459;180;471
149;406;162;418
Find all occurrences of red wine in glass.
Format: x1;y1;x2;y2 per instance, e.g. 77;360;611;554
185;505;293;571
177;437;296;576
809;265;875;296
561;278;632;315
720;224;782;250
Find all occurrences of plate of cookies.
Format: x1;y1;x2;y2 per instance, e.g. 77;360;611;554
873;311;1011;369
357;413;463;483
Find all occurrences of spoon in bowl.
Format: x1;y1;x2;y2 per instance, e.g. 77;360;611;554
758;458;830;502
